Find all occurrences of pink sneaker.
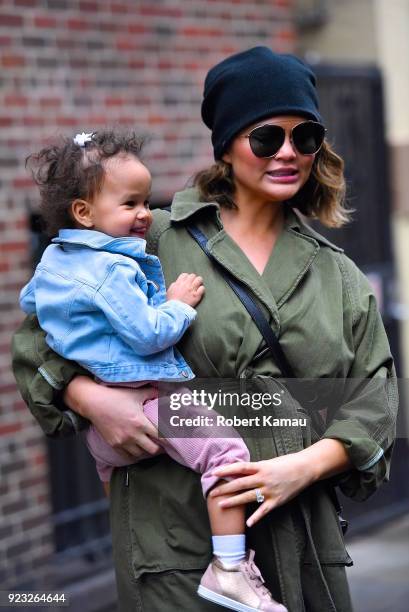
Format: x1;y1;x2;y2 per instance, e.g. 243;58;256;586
197;550;288;612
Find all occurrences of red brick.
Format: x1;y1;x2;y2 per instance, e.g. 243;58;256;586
14;0;38;6
127;24;146;34
38;97;62;108
34;453;47;466
3;499;29;516
277;28;296;41
0;117;13;127
0;422;22;435
56;38;77;50
20;475;47;489
0;36;12;47
14;400;27;412
182;27;224;37
69;58;90;69
4;95;28;106
23;116;44;126
1;55;26;68
116;38;139;52
12;178;33;189
139;5;182;18
87;115;109;126
34;16;57;28
56;116;79;126
128;59;145;69
183;61;200;71
111;3;129;13
105;97;125;107
67;19;90;31
0;14;23;27
15;218;28;229
79;0;98;10
0;380;19;394
221;45;240;55
0;240;25;253
79;77;94;87
99;22;121;33
23;515;48;530
148;115;167;125
158;60;172;70
117;116;137;125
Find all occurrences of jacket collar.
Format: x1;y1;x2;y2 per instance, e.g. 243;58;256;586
170;187;344;334
283;209;344;253
53;229;150;259
170;187;220;223
170;187;343;254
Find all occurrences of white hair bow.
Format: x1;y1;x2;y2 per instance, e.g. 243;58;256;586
73;132;94;147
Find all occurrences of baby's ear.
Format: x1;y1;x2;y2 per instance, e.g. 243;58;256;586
71;199;94;228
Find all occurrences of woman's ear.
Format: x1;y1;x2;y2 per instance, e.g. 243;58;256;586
222;152;231;164
71;199;94;228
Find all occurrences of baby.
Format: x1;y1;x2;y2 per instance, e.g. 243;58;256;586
19;130;287;612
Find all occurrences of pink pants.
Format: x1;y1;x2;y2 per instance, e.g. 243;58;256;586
85;398;250;497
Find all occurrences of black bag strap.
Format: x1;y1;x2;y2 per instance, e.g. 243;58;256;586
187;225;295;378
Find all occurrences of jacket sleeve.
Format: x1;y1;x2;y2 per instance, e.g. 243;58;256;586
94;261;197;356
19;277;37;314
11;314;89;437
321;254;398;501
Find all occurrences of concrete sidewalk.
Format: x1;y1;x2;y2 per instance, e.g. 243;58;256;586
346;513;409;612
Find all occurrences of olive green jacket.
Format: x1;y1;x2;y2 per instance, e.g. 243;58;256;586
12;188;398;611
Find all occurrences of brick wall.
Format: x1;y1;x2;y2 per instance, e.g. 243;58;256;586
0;0;296;589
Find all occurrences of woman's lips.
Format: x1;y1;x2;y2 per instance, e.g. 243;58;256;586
265;168;299;184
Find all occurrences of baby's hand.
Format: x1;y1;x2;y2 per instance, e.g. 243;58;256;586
167;273;205;307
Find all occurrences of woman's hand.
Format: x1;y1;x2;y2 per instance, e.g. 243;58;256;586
64;376;161;460
209;439;351;527
209;453;315;527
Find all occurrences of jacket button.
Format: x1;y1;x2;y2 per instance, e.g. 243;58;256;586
181;370;190;378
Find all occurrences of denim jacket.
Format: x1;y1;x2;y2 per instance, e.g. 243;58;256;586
19;229;196;383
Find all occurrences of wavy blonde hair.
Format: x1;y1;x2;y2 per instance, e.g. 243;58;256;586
194;141;350;228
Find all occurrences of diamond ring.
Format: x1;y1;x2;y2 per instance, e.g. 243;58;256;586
255;488;265;504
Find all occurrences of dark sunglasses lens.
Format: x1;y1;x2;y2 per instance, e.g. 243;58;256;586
292;122;325;154
248;125;285;158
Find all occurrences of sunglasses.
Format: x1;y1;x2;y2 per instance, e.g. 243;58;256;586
245;120;326;158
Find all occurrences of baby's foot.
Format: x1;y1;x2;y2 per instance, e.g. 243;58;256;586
197;549;288;612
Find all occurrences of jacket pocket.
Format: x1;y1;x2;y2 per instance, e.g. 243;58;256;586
299;484;353;567
124;456;211;579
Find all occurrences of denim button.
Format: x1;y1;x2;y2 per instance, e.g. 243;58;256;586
181;370;190;378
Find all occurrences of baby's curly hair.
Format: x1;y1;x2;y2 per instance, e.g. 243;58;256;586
26;130;145;236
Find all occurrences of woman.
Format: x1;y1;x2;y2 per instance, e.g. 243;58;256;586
13;47;397;611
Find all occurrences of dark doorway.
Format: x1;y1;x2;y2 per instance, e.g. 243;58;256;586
313;64;409;532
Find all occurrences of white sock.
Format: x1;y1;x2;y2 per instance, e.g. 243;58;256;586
212;534;246;567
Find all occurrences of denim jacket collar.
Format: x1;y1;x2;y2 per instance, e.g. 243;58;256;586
53;229;152;260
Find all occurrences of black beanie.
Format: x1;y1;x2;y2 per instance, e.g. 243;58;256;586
201;46;322;160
